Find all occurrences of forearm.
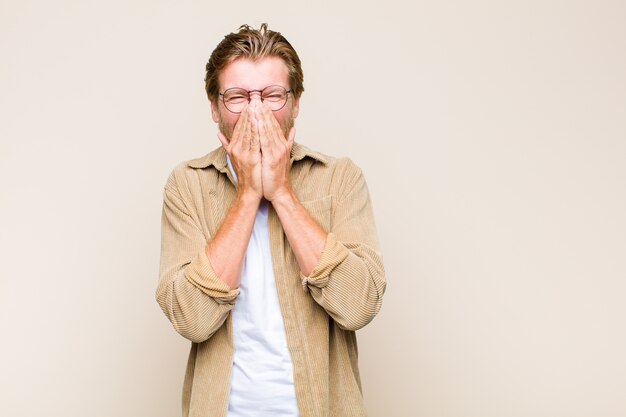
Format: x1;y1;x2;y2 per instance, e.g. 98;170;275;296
206;190;260;289
271;190;327;276
284;159;385;331
158;182;242;343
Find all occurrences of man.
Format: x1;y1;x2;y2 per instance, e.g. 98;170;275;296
157;24;386;417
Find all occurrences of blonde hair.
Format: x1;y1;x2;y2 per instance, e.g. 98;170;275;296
204;23;304;103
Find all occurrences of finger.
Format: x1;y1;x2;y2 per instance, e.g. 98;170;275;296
266;104;284;139
247;102;256;122
258;104;281;146
250;107;260;151
249;95;262;109
284;127;295;164
237;109;251;152
230;104;249;146
287;126;296;149
258;118;269;152
260;102;283;136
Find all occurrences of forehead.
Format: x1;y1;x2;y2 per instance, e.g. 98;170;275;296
218;56;290;91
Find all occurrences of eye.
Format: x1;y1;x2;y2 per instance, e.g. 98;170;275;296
265;93;283;101
262;87;287;101
226;94;247;103
223;88;249;103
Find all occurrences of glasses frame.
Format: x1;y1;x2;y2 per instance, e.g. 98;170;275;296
218;85;293;114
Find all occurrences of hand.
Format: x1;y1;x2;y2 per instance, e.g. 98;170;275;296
217;103;263;201
256;102;296;202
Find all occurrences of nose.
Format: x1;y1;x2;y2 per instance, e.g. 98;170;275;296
249;91;262;108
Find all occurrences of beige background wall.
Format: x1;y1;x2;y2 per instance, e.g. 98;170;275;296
1;1;625;416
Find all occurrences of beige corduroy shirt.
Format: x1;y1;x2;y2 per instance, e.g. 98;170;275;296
157;142;386;417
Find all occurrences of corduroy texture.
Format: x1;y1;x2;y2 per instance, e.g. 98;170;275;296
157;142;386;417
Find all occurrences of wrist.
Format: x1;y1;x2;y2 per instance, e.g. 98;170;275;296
236;188;263;207
270;187;296;207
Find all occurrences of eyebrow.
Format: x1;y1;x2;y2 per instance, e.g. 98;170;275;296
221;84;289;92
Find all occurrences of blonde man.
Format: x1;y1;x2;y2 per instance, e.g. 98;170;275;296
157;24;386;417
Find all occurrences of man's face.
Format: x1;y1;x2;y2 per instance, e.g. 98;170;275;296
210;56;300;142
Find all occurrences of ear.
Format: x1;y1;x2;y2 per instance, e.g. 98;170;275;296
210;100;220;123
291;97;300;119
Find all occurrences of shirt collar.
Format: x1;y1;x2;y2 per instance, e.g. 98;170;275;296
186;141;328;170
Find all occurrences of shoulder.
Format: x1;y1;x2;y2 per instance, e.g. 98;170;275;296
292;143;366;201
163;146;226;196
293;142;362;176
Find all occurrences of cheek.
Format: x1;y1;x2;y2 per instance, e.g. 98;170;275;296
219;110;241;126
274;108;292;125
226;113;240;125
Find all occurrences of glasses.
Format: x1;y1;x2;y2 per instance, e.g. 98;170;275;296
219;85;292;114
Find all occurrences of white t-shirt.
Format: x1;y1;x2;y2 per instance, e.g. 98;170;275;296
226;156;300;417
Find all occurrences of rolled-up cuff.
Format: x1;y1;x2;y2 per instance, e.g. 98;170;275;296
185;249;240;304
300;233;350;292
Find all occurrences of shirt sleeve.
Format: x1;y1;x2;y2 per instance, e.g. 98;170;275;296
300;159;386;331
156;170;239;343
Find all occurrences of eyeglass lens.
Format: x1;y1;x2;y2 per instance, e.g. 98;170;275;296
222;85;289;113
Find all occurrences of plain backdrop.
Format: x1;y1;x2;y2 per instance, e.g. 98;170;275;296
1;1;625;416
